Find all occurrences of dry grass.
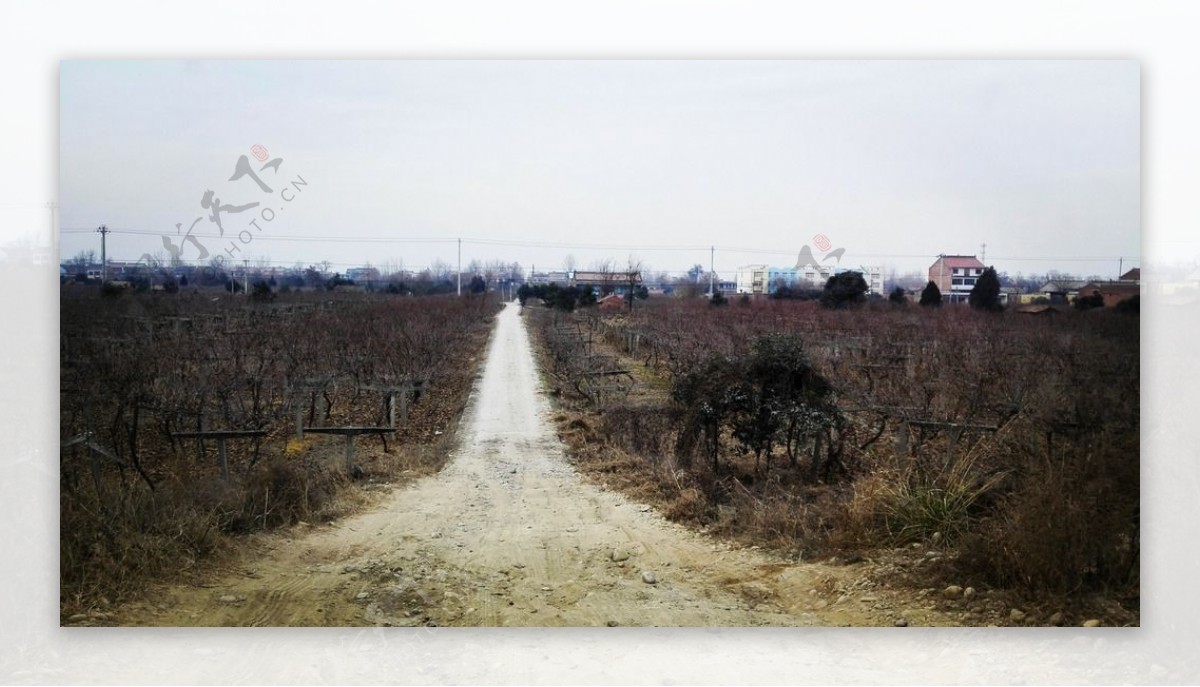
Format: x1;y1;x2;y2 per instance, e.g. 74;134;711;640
959;439;1139;595
59;298;491;617
532;300;1139;619
59;433;461;617
876;457;1009;546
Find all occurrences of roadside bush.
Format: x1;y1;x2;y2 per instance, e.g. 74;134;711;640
672;355;746;471
670;334;841;479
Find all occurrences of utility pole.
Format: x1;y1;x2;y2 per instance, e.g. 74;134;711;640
457;238;462;297
96;224;109;282
243;259;249;295
938;254;944;303
981;241;987;265
1119;257;1123;280
709;245;715;297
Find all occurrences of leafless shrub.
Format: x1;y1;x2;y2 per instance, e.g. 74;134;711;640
539;296;1139;602
60;289;500;611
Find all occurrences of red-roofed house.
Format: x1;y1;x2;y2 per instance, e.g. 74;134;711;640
929;255;986;303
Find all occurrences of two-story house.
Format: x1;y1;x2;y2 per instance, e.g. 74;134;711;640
929;255;986;303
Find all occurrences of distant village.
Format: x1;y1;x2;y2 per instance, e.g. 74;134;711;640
51;245;1165;309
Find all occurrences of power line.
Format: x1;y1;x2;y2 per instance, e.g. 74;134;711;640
60;227;458;244
58;227;1138;266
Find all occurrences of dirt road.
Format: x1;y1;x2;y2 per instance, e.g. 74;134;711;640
120;302;958;627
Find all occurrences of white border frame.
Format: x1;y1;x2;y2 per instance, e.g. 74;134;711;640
3;1;1195;683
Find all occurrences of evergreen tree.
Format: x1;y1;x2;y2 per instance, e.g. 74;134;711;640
250;279;274;302
577;287;597;308
888;286;907;305
969;267;1003;311
819;271;868;309
919;281;942;307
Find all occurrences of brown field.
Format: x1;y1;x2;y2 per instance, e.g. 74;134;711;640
59;287;500;615
59;286;1139;627
529;295;1139;625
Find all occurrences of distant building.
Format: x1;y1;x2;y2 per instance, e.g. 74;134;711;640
929;255;986;303
767;267;801;291
1039;279;1091;304
735;261;883;296
1077;281;1140;307
1119;267;1140;283
735;265;769;295
999;286;1023;305
345;267;380;282
856;265;885;296
572;270;641;295
528;271;570;286
796;264;834;288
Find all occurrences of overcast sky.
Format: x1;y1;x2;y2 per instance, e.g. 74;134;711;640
58;60;1140;279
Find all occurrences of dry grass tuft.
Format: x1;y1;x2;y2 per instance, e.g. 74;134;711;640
877;458;1009;546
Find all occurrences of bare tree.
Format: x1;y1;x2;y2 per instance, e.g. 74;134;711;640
430;259;452;281
70;249;96;267
624;257;644;312
592;258;616;296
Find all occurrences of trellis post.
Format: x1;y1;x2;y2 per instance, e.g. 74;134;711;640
171;429;268;480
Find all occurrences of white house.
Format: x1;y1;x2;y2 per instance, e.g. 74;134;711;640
735;265;769;295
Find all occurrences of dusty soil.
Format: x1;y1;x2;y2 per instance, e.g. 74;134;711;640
110;302;968;627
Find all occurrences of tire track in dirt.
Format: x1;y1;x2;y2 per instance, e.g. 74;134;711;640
115;302;961;627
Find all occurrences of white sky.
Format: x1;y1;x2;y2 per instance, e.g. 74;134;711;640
58;60;1139;279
